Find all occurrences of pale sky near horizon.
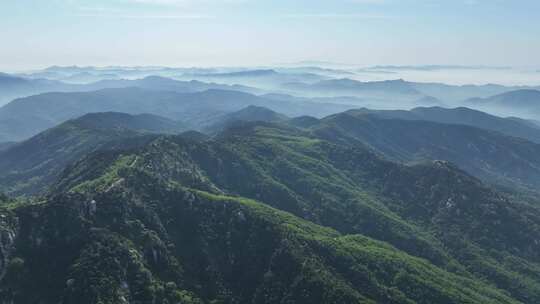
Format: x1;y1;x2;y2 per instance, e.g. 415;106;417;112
1;0;539;71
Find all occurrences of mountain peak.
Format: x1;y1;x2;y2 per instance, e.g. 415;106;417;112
204;105;288;133
68;111;185;134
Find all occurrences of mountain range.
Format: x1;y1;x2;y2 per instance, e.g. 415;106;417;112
5;104;540;196
2;65;540;304
6;67;540;108
282;78;422;97
203;105;288;133
351;106;540;143
0;87;356;142
308;110;540;192
0;73;260;107
467;89;540;118
3;114;540;303
0;112;173;195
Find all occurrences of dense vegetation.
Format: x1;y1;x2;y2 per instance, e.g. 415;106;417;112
0;113;162;196
352;106;540;144
2;117;540;303
309;110;540;191
2;95;540;303
0;162;524;304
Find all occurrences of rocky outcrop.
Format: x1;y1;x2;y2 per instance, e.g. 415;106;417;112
0;211;18;281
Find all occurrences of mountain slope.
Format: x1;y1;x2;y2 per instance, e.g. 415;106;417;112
311;111;540;191
47;122;540;302
0;173;520;304
0;142;15;151
0;112;177;195
2;126;534;303
354;106;540;143
467;89;540;118
203;105;288;132
2;115;540;302
0;73;70;106
470;89;540;108
71;112;186;134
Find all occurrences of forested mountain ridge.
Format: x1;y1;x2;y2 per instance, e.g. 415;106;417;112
3;0;540;300
1;120;538;303
353;106;540;143
0;112;173;196
306;110;540;192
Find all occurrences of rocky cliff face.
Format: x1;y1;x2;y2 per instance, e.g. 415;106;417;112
0;210;18;282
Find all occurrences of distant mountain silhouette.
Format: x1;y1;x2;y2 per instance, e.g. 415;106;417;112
178;69;327;88
409;82;540;103
466;89;540;118
0;73;70;105
190;69;279;78
284;78;421;96
468;89;540;108
353;106;540;143
0;73;262;106
0;87;355;142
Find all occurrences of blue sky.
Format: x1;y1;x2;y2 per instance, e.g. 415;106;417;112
1;0;539;70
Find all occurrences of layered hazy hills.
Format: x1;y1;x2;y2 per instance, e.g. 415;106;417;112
10;66;540;106
0;73;261;107
280;77;540;103
469;89;540;107
467;89;540;117
409;82;521;102
0;87;355;142
0;112;181;195
177;69;328;90
4;68;540;120
0;88;181;142
5;119;536;303
0;73;69;105
84;76;261;95
276;78;540;113
195;69;280;77
283;78;421;96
